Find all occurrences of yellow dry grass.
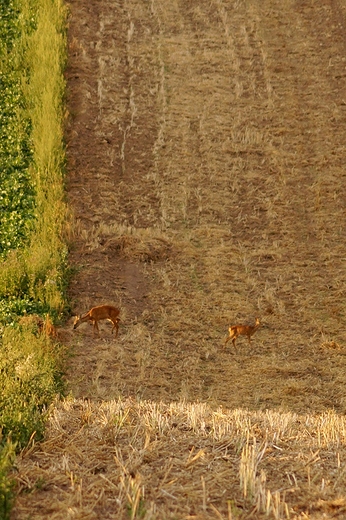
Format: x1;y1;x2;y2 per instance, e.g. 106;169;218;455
12;399;346;519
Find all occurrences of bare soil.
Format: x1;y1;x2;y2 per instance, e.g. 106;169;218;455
64;0;346;412
11;0;346;518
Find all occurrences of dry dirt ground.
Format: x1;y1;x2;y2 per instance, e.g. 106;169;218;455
11;0;346;518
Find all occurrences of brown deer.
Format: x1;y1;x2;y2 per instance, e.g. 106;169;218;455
19;314;57;338
225;317;260;348
73;305;120;337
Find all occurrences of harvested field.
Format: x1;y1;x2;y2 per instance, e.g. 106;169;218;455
12;399;346;519
11;0;346;518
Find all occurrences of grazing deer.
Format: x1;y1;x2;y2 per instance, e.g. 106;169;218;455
73;305;120;337
225;317;260;348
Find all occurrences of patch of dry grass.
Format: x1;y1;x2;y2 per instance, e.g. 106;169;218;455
12;398;346;519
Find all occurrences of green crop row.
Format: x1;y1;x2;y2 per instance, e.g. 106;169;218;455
0;0;35;257
0;0;69;517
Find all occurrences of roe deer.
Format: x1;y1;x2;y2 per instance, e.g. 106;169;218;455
73;305;120;337
19;314;57;338
225;317;260;348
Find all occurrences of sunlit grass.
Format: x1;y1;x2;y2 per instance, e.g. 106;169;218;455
13;398;346;519
0;1;68;517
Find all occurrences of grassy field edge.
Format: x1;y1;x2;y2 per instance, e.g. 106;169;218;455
0;0;68;517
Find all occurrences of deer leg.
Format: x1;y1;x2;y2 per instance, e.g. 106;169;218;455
93;320;100;336
111;319;119;337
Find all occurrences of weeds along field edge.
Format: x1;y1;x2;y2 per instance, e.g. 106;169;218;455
0;0;68;516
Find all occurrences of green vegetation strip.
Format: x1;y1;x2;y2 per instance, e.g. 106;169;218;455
0;0;68;516
0;0;34;257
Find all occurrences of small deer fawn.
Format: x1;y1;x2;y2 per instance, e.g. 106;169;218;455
19;314;57;338
225;317;260;348
73;305;120;337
